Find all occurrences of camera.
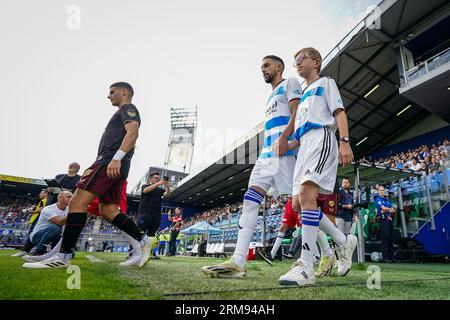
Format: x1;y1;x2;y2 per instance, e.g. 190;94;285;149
163;176;169;181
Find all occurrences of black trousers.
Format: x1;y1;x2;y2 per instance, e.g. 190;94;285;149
21;217;40;252
379;219;394;261
137;214;161;237
169;230;179;256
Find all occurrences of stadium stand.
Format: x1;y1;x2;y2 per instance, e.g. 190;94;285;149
0;195;36;246
179;137;450;258
182;196;285;247
363;138;449;173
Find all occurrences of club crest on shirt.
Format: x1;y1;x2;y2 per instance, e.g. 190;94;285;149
82;169;93;178
127;109;137;117
80;169;93;182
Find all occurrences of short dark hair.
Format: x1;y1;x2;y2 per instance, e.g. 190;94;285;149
149;172;160;178
342;177;350;181
69;162;80;170
110;82;134;97
263;55;285;71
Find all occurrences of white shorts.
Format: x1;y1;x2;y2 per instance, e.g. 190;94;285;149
248;155;296;196
293;127;338;195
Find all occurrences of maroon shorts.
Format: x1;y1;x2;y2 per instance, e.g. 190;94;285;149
77;163;125;205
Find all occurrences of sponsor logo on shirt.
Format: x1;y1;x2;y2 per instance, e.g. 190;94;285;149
265;101;278;116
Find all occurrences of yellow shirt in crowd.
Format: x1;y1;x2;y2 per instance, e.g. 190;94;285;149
28;198;47;224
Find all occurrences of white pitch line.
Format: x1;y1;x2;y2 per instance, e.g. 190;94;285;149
85;255;104;263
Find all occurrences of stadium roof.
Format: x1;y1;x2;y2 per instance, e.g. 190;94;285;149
0;174;47;196
321;0;448;155
170;0;448;208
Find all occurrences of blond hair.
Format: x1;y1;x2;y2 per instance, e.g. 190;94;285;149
294;47;322;73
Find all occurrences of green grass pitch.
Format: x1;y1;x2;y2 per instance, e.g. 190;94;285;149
1;251;450;300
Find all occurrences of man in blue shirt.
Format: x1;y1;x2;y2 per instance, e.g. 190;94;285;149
374;185;396;262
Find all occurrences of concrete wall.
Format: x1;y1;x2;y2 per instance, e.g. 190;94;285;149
387;114;448;146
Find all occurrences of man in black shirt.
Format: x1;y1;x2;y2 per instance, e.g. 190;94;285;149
138;172;171;237
55;162;82;193
26;82;152;269
47;162;82;205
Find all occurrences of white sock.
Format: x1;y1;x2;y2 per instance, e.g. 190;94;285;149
317;230;333;257
233;189;264;268
312;241;320;258
34;239;62;261
148;237;154;251
299;209;320;270
270;232;285;259
319;210;346;246
125;233;141;254
140;235;149;245
56;252;72;261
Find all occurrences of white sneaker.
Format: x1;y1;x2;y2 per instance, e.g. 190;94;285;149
22;253;71;269
313;255;321;265
123;250;135;261
201;258;247;279
138;236;152;268
119;253;142;267
279;260;315;286
24;248;74;263
22;254;44;263
336;234;357;276
12;251;28;257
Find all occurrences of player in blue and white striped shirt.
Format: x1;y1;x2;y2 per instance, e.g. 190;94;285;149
202;55;302;278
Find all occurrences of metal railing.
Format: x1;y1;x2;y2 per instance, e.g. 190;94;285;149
402;47;450;86
410;156;450;237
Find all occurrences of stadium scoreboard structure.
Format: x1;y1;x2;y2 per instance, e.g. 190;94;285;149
163;106;198;175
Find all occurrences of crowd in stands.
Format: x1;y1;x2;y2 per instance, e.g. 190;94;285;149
82;210;140;234
99;219;121;234
360;139;449;175
182;196;288;230
0;234;26;246
265;197;288;214
0;195;35;229
0;193;141;246
0;195;36;247
182;204;241;228
180;139;450;234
